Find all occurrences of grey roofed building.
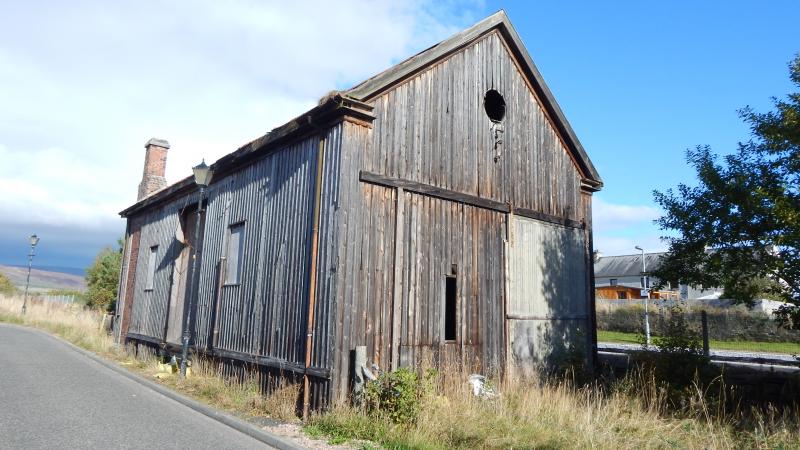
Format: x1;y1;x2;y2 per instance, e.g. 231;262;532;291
594;252;722;300
594;252;666;289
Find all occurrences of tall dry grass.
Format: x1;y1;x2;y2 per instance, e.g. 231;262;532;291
3;294;798;448
309;361;800;449
0;294;117;355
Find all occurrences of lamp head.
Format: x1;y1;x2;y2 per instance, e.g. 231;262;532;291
634;245;643;252
29;234;39;247
192;159;214;187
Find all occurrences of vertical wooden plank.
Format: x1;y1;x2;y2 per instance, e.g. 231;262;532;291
391;187;405;369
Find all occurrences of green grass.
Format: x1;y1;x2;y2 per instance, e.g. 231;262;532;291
598;330;800;355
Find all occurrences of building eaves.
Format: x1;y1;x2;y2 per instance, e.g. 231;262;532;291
119;95;373;218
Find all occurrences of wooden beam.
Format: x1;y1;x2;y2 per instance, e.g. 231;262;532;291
124;334;331;379
359;171;584;230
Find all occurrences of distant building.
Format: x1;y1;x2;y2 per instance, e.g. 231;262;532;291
593;252;720;301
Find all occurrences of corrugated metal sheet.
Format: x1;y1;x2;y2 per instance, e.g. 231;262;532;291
124;126;343;407
128;197;189;339
507;216;590;374
193;132;328;362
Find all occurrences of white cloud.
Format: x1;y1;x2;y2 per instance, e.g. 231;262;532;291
592;196;667;256
592;196;661;232
0;0;481;244
594;235;667;257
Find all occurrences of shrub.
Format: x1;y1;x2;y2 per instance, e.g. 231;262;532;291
0;273;16;297
363;367;435;425
635;305;713;406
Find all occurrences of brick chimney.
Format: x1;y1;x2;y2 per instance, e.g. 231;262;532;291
137;138;170;200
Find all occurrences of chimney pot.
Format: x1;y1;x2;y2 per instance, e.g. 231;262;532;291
137;138;170;200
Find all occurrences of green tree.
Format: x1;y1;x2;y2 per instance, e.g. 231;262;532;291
84;238;123;311
653;55;800;329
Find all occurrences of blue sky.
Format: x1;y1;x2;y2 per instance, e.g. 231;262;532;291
0;1;797;270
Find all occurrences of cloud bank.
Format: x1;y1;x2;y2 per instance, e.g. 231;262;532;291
0;0;481;268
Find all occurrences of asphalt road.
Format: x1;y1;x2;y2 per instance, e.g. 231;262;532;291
0;324;272;449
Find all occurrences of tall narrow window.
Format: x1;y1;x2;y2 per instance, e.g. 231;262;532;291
225;223;245;285
444;275;457;341
145;245;158;291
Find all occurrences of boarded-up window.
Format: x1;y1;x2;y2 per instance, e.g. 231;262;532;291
145;246;158;291
225;223;245;285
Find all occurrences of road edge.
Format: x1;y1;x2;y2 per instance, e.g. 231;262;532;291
0;323;306;450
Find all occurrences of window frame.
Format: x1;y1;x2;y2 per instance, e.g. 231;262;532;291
145;245;158;291
224;221;246;286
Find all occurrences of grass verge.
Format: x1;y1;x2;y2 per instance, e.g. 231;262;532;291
598;329;800;355
3;295;799;449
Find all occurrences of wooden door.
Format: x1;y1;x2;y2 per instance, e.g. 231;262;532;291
166;208;205;344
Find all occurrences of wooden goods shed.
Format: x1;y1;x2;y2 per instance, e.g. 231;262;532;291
113;11;603;408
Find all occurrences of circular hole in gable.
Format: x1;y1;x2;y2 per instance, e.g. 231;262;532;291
484;89;506;122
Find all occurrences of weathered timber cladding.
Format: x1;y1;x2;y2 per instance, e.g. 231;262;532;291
363;31;583;221
397;193;506;371
117;12;602;408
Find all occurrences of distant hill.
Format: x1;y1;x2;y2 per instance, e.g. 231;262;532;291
0;264;86;292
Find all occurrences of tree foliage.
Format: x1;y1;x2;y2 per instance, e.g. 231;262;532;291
653;55;800;329
84;239;123;312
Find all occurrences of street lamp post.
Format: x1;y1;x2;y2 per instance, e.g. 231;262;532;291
635;245;651;346
180;160;213;378
21;234;40;315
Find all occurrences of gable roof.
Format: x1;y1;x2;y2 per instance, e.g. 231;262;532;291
121;10;601;218
594;253;666;278
346;10;602;188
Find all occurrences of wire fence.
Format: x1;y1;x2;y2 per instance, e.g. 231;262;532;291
596;299;800;358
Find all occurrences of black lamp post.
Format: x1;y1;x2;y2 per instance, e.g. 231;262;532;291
21;234;40;314
180;160;213;378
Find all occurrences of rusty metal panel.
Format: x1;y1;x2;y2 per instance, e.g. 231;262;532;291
507;215;589;373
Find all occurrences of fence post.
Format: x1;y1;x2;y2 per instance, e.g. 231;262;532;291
353;346;367;405
701;310;710;356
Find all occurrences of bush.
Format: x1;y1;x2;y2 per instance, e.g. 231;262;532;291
363;367;435;425
635;305;713;406
0;273;17;297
